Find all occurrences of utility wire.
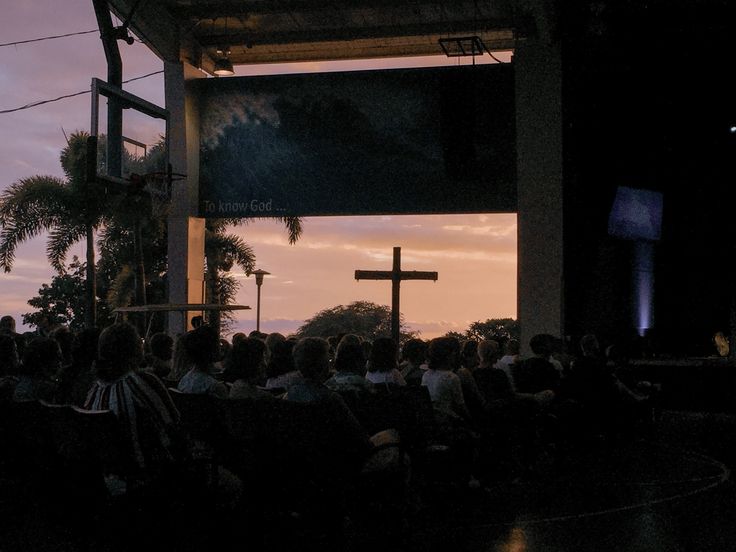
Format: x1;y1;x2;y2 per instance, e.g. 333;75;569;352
0;29;98;48
0;70;164;115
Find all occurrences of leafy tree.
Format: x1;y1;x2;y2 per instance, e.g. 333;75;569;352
297;300;416;343
0;132;165;328
22;257;113;332
0;131;112;328
464;318;520;342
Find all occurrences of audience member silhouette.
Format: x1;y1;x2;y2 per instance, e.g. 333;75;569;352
456;339;487;419
177;325;229;398
399;338;427;386
145;332;174;379
496;338;521;389
513;334;560;397
0;315;26;357
85;322;181;474
0;334;20;401
265;338;301;390
55;327;100;406
13;337;61;402
225;337;273;400
325;335;373;395
422;337;471;425
366;337;406;387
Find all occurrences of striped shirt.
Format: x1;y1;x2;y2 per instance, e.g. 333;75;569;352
85;370;180;470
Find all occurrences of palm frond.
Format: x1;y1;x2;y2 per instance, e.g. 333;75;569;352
0;176;67;272
106;264;136;308
206;232;256;274
276;216;303;244
47;222;87;273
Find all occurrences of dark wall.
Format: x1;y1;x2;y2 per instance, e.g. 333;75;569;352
560;0;736;355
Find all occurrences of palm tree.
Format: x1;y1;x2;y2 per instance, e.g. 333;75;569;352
0;131;109;328
204;216;302;334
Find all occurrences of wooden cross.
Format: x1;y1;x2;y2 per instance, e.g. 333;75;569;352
355;246;438;344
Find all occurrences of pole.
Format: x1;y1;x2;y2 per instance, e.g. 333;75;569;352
256;282;262;332
391;246;401;345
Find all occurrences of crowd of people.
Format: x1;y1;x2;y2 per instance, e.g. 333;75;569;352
0;313;657;546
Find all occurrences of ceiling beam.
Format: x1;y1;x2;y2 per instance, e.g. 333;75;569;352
196;19;517;47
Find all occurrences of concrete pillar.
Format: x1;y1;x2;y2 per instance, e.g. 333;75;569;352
515;38;564;354
165;60;206;336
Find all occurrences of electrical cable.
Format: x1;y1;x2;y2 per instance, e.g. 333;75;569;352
0;70;163;115
0;29;98;48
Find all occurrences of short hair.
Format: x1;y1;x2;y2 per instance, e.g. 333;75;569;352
368;337;398;373
97;323;142;378
21;337;61;377
478;339;500;363
231;332;247;345
461;340;479;361
293;337;330;381
149;332;173;361
182;325;219;368
338;334;362;347
428;337;460;371
580;334;600;356
529;334;552;357
504;339;520;355
225;337;267;382
402;339;427;365
0;315;16;333
265;332;286;353
266;339;297;378
334;340;366;375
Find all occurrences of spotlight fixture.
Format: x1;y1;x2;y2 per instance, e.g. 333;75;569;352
214;46;234;76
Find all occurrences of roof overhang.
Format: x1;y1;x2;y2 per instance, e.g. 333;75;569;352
106;1;543;75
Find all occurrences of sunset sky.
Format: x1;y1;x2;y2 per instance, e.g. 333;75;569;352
0;1;517;338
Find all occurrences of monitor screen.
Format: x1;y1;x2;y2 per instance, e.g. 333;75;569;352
608;186;663;241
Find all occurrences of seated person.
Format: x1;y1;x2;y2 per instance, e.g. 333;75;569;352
324;335;373;395
145;332;174;379
177;326;229;398
225;337;274;400
1;315;26;358
85;323;181;473
456;339;486;419
421;337;471;424
55;327;100;407
400;338;428;386
264;339;301;391
13;337;61;403
286;337;372;458
365;337;406;387
513;334;560;398
0;334;20;401
566;334;648;436
495;338;521;389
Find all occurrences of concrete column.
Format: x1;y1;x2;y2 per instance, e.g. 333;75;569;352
165;60;205;336
515;38;564;354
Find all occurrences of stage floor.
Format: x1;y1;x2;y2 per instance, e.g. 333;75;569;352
407;410;736;552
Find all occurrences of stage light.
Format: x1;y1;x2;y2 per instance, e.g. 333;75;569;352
214;46;234;76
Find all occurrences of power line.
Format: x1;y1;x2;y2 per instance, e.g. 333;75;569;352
0;70;164;115
0;29;98;48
